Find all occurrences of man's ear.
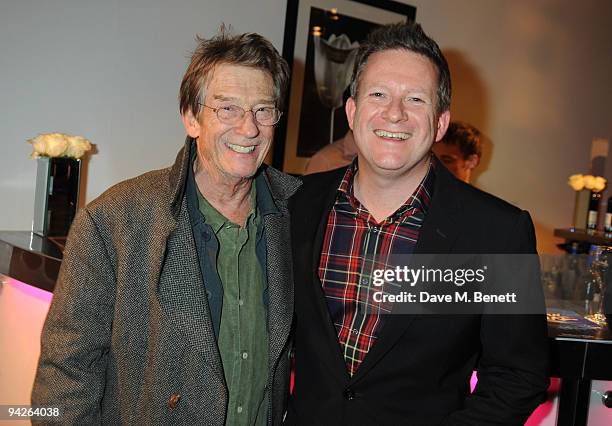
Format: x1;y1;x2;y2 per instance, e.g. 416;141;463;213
181;110;201;138
434;110;451;142
345;96;356;130
465;153;480;170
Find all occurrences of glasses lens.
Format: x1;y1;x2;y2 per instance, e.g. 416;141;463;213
255;107;280;126
212;105;280;126
217;105;243;123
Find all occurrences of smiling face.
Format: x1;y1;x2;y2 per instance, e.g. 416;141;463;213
182;63;276;182
346;49;450;181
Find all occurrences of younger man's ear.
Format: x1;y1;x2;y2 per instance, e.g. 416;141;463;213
345;96;356;131
434;110;451;142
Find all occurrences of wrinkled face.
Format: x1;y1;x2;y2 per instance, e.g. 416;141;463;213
432;142;478;183
182;63;276;181
346;49;449;180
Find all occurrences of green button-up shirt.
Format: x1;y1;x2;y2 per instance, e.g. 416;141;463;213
196;181;269;426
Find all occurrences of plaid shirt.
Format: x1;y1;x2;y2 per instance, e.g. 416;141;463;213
319;159;435;376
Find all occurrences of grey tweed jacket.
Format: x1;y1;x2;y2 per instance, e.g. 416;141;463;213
31;137;301;425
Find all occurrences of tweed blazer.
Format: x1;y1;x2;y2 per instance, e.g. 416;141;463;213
32;138;301;425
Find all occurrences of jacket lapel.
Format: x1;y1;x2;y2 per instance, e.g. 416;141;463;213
351;165;463;383
154;138;225;383
262;168;303;371
264;212;293;366
305;170;353;384
156;196;226;384
412;165;462;255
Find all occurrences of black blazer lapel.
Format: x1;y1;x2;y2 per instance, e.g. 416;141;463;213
413;166;462;255
351;165;464;383
293;168;352;384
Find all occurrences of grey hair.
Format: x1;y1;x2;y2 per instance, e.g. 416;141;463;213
179;25;289;118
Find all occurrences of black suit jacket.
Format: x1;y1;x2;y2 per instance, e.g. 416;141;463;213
287;164;549;425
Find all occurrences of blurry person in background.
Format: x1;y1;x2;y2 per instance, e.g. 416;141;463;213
303;129;356;175
32;27;299;425
304;88;357;175
432;121;482;183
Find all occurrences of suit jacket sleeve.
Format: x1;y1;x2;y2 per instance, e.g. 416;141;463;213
31;208;115;425
442;211;550;425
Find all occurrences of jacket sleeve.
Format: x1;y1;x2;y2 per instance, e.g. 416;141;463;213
31;208;115;425
442;211;550;425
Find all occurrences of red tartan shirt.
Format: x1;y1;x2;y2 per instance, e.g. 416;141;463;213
318;158;435;376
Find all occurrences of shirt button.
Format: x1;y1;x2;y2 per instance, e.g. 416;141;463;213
362;278;368;284
242;352;248;360
372;227;378;233
167;393;181;409
237;406;243;413
238;299;244;306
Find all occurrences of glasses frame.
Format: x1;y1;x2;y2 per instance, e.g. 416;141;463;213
198;103;282;127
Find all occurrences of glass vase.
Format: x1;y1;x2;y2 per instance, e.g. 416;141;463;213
32;157;81;237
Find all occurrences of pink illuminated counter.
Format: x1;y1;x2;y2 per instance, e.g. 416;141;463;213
0;231;58;416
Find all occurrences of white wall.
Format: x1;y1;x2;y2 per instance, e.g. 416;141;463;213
408;0;612;253
1;0;611;253
0;0;287;228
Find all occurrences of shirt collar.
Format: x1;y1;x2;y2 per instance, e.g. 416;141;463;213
185;142;279;230
195;178;258;234
337;155;436;221
254;169;280;217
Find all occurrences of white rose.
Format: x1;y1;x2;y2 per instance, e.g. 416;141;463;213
583;175;597;190
65;135;92;159
43;133;69;157
568;174;585;191
28;135;48;158
592;176;607;192
27;132;93;159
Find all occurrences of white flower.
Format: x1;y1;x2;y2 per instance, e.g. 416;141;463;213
27;132;92;159
65;135;92;159
568;174;585;191
592;176;607;192
28;135;48;159
583;175;597;190
46;133;69;157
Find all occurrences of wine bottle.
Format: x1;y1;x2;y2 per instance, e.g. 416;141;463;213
605;196;612;232
587;191;601;230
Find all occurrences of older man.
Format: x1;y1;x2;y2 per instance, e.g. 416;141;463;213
288;23;548;425
32;29;299;425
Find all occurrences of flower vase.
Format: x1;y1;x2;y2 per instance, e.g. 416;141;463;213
32;157;81;237
572;189;591;229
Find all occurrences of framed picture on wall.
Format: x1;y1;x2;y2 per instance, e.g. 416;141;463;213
273;0;416;174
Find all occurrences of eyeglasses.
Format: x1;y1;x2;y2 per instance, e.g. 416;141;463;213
198;103;282;126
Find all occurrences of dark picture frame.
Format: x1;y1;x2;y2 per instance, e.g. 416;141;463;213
273;0;416;174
